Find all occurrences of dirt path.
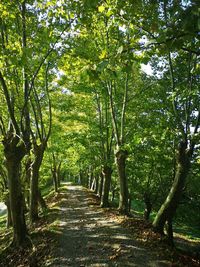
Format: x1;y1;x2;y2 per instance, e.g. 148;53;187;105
46;184;171;267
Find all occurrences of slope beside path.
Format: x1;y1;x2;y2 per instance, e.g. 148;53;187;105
45;183;171;267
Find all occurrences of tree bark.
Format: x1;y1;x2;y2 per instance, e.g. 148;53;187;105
5;195;12;228
79;171;83;185
144;192;152;221
116;149;129;215
88;171;93;190
5;142;28;246
101;166;112;208
166;218;174;246
128;193;132;213
94;175;99;194
91;176;96;191
57;162;61;188
153;142;191;236
111;188;117;202
24;157;32;208
29;144;44;223
98;172;104;199
51;154;61;192
52;168;58;193
38;189;47;211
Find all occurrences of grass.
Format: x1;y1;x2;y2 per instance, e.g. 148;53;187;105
0;183;63;267
174;223;200;241
0;214;6;230
111;196;200;241
0;214;12;255
40;184;54;197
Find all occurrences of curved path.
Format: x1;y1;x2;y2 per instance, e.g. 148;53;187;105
46;184;171;267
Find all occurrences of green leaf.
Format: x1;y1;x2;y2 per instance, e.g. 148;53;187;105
117;45;124;54
96;60;109;72
98;6;105;13
99;49;107;59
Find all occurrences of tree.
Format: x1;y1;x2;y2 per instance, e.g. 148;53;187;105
60;2;142;214
0;1;32;245
93;85;114;207
152;49;200;242
0;0;72;245
124;0;200;242
112;0;199;241
29;63;52;223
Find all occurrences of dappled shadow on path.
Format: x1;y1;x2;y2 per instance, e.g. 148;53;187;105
45;184;170;267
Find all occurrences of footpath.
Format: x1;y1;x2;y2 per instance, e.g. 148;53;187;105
46;184;171;267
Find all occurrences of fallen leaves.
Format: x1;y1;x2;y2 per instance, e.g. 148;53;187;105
1;185;199;267
120;216;200;267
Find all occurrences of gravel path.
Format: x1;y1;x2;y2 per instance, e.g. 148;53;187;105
0;203;6;215
46;184;171;267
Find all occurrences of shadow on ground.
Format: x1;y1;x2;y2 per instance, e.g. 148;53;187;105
45;184;170;267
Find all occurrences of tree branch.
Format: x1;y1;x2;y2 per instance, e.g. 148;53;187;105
30;96;42;142
21;22;73;126
0;71;19;134
120;72;128;145
45;63;52;142
168;52;186;139
106;81;120;147
0;115;6;135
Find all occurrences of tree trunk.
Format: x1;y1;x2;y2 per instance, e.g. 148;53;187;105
91;176;96;191
98;172;104;199
128;193;132;213
111;188;116;202
166;218;174;246
38;189;47;211
101;166;112;208
5;196;12;228
144;192;152;221
153;142;191;236
94;175;99;194
57;162;61;188
5;147;28;246
57;174;61;188
116;149;129;215
24;157;31;208
22;193;28;214
52;154;59;192
79;171;84;185
29;144;44;223
52;169;58;193
89;172;93;189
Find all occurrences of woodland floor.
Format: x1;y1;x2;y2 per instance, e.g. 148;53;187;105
0;183;200;267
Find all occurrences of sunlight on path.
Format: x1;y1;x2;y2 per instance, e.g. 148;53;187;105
46;183;171;267
0;203;6;215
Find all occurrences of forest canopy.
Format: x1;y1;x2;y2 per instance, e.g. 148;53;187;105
0;0;199;249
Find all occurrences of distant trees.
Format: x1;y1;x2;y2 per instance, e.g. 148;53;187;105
0;0;199;248
59;0;200;243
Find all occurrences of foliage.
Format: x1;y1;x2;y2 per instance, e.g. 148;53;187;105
0;0;199;253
